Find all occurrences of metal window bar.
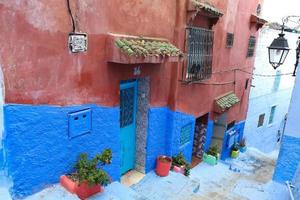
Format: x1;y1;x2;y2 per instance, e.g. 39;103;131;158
226;33;234;48
185;27;214;82
247;36;256;57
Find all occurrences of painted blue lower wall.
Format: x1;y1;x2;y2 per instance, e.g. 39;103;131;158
273;135;300;183
145;107;195;173
293;164;300;200
221;121;245;160
4;104;121;199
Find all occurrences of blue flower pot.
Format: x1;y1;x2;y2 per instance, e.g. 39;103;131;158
240;146;247;153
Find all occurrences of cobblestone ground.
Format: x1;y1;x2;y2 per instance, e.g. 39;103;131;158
131;148;289;200
187;148;289;200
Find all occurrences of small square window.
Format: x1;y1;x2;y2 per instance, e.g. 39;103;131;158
247;36;256;57
257;113;265;127
180;123;192;146
226;33;234;48
245;79;250;90
269;106;277;124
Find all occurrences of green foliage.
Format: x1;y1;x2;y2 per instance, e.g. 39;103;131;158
74;149;112;186
232;144;239;151
172;153;191;177
115;38;182;57
206;145;219;158
239;137;246;147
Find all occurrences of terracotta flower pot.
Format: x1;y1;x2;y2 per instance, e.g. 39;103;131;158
173;165;185;174
60;175;103;199
156;156;172;177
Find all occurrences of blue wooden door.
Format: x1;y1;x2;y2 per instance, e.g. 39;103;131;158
120;81;137;174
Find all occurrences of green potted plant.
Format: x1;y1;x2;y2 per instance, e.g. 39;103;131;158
171;153;191;176
231;144;239;158
60;149;112;199
203;145;220;165
239;137;247;153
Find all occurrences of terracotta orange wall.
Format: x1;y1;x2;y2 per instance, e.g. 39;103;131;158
0;0;263;122
0;0;178;107
173;0;263;123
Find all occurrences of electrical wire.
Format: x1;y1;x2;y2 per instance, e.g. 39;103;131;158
180;67;294;86
66;0;76;32
237;69;294;77
211;67;294;77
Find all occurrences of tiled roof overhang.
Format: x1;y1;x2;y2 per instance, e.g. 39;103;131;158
106;33;183;64
189;0;223;18
214;91;240;113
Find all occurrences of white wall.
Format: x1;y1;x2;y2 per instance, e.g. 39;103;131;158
244;27;297;153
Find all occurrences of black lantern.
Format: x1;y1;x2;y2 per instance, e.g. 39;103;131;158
293;37;300;76
268;33;290;69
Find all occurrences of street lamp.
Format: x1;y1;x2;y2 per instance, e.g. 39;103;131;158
268;16;300;74
268;32;290;69
293;37;300;76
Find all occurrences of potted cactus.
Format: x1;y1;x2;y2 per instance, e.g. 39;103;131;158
171;153;191;176
231;144;240;158
203;145;220;165
239;137;247;153
60;149;112;199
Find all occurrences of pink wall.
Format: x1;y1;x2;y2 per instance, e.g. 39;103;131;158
0;0;263;122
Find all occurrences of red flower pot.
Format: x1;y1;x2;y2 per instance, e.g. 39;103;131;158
156;156;172;177
60;175;103;199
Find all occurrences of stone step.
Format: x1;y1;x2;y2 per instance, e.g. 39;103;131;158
90;182;147;200
131;171;201;200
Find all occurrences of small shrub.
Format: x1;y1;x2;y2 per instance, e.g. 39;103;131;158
172;153;191;176
72;149;112;186
206;145;219;158
232;144;239;151
239;137;246;147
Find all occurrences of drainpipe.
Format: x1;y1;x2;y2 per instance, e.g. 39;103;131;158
285;181;295;200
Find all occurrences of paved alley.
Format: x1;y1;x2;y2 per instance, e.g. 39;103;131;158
6;148;289;200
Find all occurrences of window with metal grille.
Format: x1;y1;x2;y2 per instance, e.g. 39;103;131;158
180;123;192;146
120;87;134;128
247;36;256;57
257;113;265;127
226;33;234;48
185;27;213;82
268;106;277;124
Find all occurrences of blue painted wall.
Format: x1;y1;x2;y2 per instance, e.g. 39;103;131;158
273;63;300;183
273;135;300;183
293;164;300;200
145;107;172;173
221;121;245;160
4;104;120;199
145;107;195;173
170;111;195;162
